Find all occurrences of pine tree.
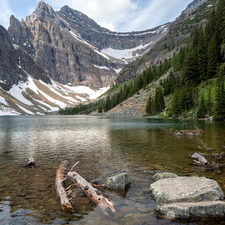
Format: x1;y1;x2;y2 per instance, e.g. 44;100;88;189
198;24;207;81
214;72;225;120
146;93;153;114
205;7;216;42
171;89;181;116
154;88;165;113
183;49;199;86
197;95;207;118
105;95;111;111
206;86;212;116
207;36;218;79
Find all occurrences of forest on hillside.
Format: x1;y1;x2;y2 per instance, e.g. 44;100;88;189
59;0;225;120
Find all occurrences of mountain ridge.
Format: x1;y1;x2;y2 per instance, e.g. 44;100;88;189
0;0;209;115
7;1;170;89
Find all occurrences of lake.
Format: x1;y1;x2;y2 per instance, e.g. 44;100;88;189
0;115;225;224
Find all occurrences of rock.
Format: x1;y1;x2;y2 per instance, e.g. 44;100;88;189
159;201;225;219
106;173;131;190
153;172;178;181
150;176;225;219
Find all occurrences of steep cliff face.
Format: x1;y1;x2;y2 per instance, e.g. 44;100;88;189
0;24;50;91
7;1;169;89
181;0;208;15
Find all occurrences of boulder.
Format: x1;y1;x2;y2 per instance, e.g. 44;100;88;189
158;201;225;219
150;175;225;219
106;173;131;190
153;172;178;181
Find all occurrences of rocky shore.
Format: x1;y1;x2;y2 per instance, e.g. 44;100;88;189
150;173;225;220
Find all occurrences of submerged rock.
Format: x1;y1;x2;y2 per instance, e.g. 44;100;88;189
150;175;225;219
153;172;178;181
106;173;131;190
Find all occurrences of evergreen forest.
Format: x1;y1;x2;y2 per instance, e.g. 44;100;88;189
59;0;225;120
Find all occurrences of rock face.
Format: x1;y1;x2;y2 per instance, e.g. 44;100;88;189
150;175;225;219
7;1;169;89
0;24;50;91
181;0;208;15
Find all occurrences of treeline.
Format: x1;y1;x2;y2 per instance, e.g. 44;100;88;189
58;101;100;115
146;0;225;119
59;0;225;118
58;57;172;115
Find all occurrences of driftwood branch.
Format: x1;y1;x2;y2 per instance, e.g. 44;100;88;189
190;153;219;169
55;160;74;213
67;170;116;216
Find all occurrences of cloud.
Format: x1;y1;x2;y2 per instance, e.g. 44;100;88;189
98;23;115;31
0;0;13;29
119;0;193;31
44;0;137;30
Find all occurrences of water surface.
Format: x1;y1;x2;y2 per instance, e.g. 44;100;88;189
1;115;225;224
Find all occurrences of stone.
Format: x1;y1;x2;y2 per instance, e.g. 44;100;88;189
106;173;131;190
150;176;224;205
152;172;178;181
158;201;225;219
150;176;225;219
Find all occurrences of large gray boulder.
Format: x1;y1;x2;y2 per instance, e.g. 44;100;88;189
150;176;225;219
153;172;178;181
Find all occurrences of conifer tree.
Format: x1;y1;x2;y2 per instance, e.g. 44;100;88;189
171;89;181;116
183;49;199;86
206;86;212;116
214;72;225;120
198;24;207;81
146;93;153;114
207;36;218;79
205;7;216;42
197;95;207;118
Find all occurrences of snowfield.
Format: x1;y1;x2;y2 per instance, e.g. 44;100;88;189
0;74;109;115
101;43;152;60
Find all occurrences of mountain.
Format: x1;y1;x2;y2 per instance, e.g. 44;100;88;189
181;0;208;15
0;0;211;115
7;1;169;89
115;0;213;85
0;25;107;116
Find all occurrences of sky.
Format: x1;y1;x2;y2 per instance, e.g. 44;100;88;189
0;0;194;32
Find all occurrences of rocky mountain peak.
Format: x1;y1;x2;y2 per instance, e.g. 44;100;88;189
181;0;208;14
26;0;56;23
7;1;170;89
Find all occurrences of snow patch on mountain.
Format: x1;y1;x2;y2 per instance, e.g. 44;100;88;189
101;42;152;60
65;85;110;100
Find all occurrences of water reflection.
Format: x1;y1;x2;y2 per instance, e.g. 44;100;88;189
0;116;225;224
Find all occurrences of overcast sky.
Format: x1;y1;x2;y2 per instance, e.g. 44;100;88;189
0;0;193;32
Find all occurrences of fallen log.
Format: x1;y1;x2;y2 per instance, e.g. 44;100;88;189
189;153;219;169
67;164;116;216
55;160;74;213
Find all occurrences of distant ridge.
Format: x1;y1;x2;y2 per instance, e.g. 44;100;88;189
181;0;208;14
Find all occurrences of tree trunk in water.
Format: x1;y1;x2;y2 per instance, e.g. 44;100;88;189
67;171;116;216
55;160;74;213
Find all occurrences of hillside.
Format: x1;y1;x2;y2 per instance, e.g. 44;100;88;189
115;0;216;85
61;0;225;120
